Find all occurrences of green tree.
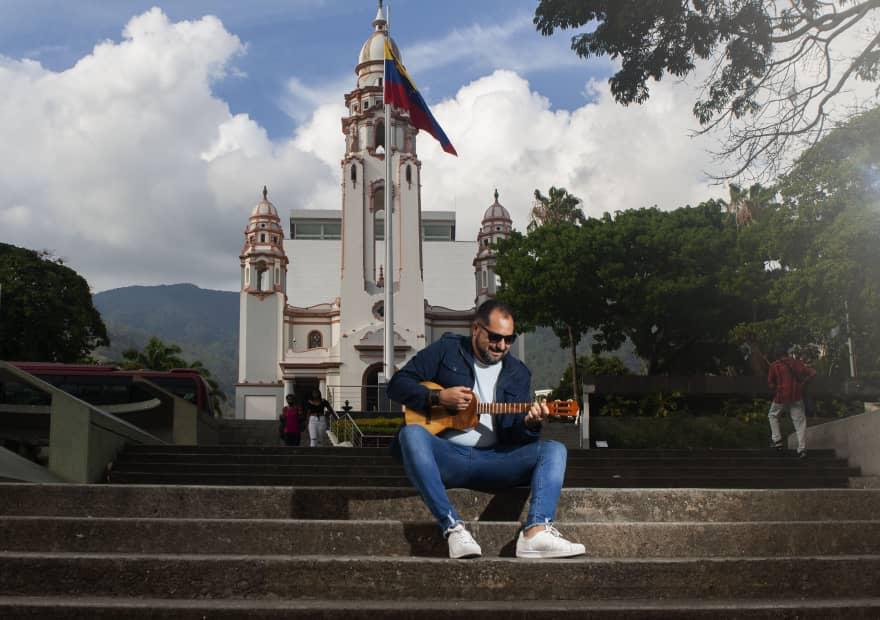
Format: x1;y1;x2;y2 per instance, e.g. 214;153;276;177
594;203;749;374
551;353;631;400
530;186;587;228
732;106;880;376
534;0;880;179
119;336;187;371
0;243;109;362
120;336;228;412
495;213;605;408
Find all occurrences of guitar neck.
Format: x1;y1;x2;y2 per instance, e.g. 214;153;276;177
476;402;533;415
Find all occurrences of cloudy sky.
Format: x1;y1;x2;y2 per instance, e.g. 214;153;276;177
0;0;726;292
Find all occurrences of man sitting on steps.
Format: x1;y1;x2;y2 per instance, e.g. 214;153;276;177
386;299;585;559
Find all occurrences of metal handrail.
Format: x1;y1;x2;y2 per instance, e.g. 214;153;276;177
329;407;364;448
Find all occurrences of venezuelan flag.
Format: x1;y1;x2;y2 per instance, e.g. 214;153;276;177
384;39;457;156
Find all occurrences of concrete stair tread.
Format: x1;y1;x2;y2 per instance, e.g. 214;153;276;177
3;517;878;558
6;515;879;524
5;550;878;561
2;595;880;612
2;553;878;600
106;472;853;488
4;484;879;521
123;445;841;453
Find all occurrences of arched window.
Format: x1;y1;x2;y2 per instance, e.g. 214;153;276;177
351;164;357;185
375;120;385;150
260;233;266;242
307;330;323;349
255;262;268;292
405;164;412;187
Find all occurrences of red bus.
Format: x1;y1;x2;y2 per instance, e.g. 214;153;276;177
6;362;215;418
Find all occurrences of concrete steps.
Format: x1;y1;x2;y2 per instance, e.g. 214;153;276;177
3;596;880;619
2;552;879;600
106;446;856;488
1;445;877;617
3;517;879;558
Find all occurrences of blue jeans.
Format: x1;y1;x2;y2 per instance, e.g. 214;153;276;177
393;424;567;532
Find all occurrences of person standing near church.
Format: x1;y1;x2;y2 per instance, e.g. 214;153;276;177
280;393;302;447
768;347;816;458
386;299;585;560
305;388;334;447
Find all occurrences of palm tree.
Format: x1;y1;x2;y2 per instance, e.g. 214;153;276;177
529;187;587;230
120;336;187;370
119;336;227;414
185;358;228;413
725;183;775;228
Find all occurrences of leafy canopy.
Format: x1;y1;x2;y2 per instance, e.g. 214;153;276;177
535;0;880;179
0;243;109;362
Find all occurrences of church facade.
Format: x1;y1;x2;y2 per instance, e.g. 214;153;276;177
235;7;516;419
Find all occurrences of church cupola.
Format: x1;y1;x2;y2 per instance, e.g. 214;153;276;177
343;2;416;159
474;189;513;306
241;186;288;296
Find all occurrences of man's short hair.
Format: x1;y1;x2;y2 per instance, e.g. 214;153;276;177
475;299;514;325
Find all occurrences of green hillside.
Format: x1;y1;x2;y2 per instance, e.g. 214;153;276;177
91;284;640;410
92;284;238;413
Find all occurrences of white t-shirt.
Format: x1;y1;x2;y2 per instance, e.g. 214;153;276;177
443;359;501;448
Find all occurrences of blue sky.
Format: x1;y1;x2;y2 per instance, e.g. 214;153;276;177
0;0;606;140
0;1;723;292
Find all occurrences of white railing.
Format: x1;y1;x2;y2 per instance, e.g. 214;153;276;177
327;384;399;414
328;407;364;448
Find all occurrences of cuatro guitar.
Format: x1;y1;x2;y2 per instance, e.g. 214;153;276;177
404;381;580;435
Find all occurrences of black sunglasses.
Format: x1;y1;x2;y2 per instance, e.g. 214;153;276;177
476;323;517;345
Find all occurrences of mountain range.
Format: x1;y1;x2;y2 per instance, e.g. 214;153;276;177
92;283;620;411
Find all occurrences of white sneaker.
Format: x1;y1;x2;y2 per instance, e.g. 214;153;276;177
516;525;585;559
446;523;482;559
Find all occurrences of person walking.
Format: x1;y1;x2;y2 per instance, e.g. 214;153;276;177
305;388;334;447
768;347;816;458
279;393;302;447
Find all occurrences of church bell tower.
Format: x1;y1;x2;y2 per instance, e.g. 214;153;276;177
235;187;288;419
336;4;426;385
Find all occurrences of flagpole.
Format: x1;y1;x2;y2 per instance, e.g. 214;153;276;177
383;1;395;383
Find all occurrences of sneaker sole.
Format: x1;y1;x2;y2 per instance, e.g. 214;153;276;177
449;551;482;559
515;548;586;559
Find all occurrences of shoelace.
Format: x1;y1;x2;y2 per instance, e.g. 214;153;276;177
543;525;562;538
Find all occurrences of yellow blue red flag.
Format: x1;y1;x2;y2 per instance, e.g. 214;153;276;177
383;39;457;156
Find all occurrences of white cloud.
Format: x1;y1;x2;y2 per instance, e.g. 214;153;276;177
281;75;351;123
413;69;723;241
0;8;336;292
0;8;734;295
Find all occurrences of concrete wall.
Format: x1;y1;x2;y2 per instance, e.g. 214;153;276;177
133;378;219;446
0;447;63;483
800;412;880;475
0;362;165;483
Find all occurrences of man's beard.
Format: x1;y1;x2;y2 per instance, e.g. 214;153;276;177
476;346;505;365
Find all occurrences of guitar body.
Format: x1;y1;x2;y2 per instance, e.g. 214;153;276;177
403;381;481;435
403;381;579;436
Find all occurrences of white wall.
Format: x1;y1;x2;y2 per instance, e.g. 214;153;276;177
285;238;478;311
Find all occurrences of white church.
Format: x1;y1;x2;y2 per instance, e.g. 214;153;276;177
234;6;519;419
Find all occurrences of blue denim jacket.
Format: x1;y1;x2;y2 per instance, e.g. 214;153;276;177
386;332;541;446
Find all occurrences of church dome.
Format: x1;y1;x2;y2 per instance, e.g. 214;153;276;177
251;186;278;218
482;190;511;223
358;5;400;66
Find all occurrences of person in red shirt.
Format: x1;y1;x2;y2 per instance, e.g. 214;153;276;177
767;348;816;458
280;393;303;447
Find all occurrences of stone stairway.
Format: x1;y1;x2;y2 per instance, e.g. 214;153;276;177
1;446;878;617
107;445;858;488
